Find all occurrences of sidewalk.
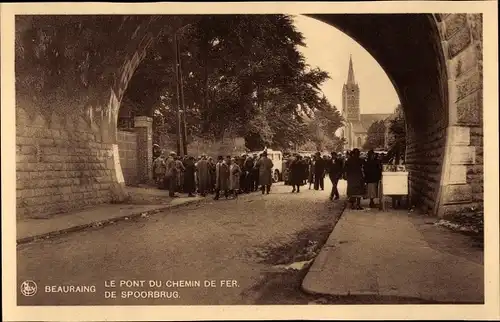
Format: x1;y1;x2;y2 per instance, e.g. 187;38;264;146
17;186;203;245
302;200;484;303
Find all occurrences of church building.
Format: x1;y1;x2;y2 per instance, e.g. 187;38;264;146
337;55;392;151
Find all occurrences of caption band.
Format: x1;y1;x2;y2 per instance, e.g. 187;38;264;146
104;279;240;299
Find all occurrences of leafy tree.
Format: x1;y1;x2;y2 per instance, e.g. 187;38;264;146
123;14;339;152
16;14;343;153
363;120;386;150
386;106;407;162
388;115;406;147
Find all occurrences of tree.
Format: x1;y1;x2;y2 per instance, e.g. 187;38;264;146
387;108;407;162
388;114;406;147
363;120;386;150
118;14;341;151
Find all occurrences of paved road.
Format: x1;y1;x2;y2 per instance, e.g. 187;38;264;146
17;181;345;305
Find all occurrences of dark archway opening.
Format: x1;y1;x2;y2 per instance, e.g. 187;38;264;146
309;14;449;211
119;14;449;211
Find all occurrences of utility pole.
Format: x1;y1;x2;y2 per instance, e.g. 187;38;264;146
177;35;188;156
173;33;184;157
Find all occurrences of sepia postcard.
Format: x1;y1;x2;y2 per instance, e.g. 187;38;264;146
2;1;499;321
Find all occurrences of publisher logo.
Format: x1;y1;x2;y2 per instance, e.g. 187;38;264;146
20;280;37;297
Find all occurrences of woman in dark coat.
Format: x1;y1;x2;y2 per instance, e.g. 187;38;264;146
308;156;315;190
344;148;365;210
183;156;196;197
208;157;216;193
364;150;382;208
289;154;304;193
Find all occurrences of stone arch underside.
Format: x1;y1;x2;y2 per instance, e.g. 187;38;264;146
15;14;482;220
310;14;483;218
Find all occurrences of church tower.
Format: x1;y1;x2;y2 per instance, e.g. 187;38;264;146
342;55;360;122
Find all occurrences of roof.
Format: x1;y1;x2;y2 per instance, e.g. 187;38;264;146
350;121;366;133
360;113;392;131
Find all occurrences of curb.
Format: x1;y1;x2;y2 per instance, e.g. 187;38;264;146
300;200;348;296
16;198;204;246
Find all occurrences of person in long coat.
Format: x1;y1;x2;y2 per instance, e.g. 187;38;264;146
244;154;255;192
364;150;382;208
207;157;216;193
195;154;210;197
175;156;186;193
251;154;260;191
307;156;315;189
344;148;365;210
229;157;242;198
255;151;274;195
153;151;166;187
313;152;326;191
237;155;246;194
328;152;344;200
214;156;230;200
183;156;196;197
289;154;304;193
300;156;308;185
164;152;178;197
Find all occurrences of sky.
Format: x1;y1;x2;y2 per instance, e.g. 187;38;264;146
292;15;400;115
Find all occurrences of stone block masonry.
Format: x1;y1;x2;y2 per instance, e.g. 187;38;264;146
16;107;116;220
134;116;153;183
117;130;138;185
406;121;448;213
437;13;483;219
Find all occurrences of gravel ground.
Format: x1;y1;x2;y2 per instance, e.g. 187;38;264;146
17;182;345;305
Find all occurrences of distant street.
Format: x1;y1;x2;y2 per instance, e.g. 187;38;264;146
17;181;345;305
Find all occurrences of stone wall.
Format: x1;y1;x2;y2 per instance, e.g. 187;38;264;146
134;117;153;184
16;106;116;220
437;13;483;218
117;130;138;186
406;118;448;213
15;16;161;219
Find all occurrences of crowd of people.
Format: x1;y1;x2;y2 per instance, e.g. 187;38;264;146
153;146;392;210
152;151;275;200
285;148;384;210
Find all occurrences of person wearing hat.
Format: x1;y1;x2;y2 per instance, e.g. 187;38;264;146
289;153;304;193
229;157;242;198
243;154;254;193
214;155;230;200
251;153;260;192
364;149;382;208
164;152;178;197
153;150;166;187
196;154;210;197
344;148;366;210
255;150;274;195
307;156;315;189
183;155;196;197
237;154;246;194
327;151;344;200
313;151;326;191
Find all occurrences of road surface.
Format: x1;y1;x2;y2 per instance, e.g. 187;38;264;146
17;181;345;305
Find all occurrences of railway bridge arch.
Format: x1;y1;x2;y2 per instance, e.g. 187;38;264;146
15;14;483;220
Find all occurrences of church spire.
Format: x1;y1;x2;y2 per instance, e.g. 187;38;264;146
347;55;356;85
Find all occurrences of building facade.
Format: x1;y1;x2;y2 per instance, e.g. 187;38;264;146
337;55;392;151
